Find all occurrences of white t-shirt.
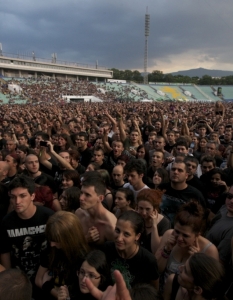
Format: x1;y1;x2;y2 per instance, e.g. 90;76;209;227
123;183;150;201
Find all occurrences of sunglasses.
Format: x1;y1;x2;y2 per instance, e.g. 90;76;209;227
226;193;233;200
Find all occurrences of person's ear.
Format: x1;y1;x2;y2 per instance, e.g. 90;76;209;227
31;193;35;201
193;286;202;295
135;233;141;242
98;194;104;203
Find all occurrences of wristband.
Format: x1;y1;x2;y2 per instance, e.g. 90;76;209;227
163;246;172;255
161;249;170;259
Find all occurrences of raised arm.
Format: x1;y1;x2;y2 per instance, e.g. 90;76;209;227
181;120;190;136
205;120;213;133
162;119;169;141
150;211;162;254
47;141;74;170
104;110;117;133
117;111;127;142
132;117;142;145
39;147;52;170
102;129;112;154
155;229;176;273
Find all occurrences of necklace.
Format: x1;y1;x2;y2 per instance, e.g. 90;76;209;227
117;244;138;260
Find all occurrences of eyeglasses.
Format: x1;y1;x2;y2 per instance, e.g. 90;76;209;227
77;270;101;280
226;193;233;200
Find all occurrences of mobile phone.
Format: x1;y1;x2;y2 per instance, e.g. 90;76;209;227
40;141;48;147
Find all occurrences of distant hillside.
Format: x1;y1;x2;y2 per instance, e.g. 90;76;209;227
170;68;233;78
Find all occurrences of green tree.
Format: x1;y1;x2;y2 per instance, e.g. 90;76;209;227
132;70;143;82
124;70;133;81
199;75;213;85
149;70;164;82
163;73;174;83
110;68;121;79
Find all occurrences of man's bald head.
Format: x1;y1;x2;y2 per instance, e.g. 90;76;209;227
0;161;10;180
25;154;38;163
25;154;40;175
112;165;125;186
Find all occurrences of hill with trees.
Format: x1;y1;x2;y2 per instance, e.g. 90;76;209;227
110;68;233;85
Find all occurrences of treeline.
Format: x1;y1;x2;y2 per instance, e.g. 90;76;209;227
110;68;233;85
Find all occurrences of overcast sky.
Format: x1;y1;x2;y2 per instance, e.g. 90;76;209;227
1;0;233;73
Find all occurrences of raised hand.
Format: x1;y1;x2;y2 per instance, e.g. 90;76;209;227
149;210;159;226
85;270;132;300
188;236;200;255
165;230;177;252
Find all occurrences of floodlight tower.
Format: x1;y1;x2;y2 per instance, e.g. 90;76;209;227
144;8;150;84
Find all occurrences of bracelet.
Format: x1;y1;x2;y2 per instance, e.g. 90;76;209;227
163;246;172;255
118;117;122;120
161;249;170;259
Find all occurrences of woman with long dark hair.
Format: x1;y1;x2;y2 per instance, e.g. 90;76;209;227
59;186;81;213
55;134;73;152
163;253;225;300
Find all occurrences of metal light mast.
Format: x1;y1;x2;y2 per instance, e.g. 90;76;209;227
144;8;150;84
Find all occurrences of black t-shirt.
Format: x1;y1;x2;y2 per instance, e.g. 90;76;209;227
103;242;159;289
107;150;133;173
99;161;110;171
52;164;65;187
164;143;176;153
158;183;206;225
214;155;223;168
79;148;93;168
140;217;171;253
223;168;233;186
110;183;125;197
186;176;205;195
33;172;58;193
76;164;86;175
40;157;58;177
22;171;58;193
0;206;54;279
147;166;155;181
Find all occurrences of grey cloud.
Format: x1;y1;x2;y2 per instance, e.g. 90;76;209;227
1;0;233;72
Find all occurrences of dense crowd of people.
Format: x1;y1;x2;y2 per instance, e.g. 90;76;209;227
0;98;233;300
0;78;152;103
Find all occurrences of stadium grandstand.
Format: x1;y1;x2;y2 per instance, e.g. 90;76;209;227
1;53;233;104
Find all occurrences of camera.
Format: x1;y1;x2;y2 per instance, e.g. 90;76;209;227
39;141;48;147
